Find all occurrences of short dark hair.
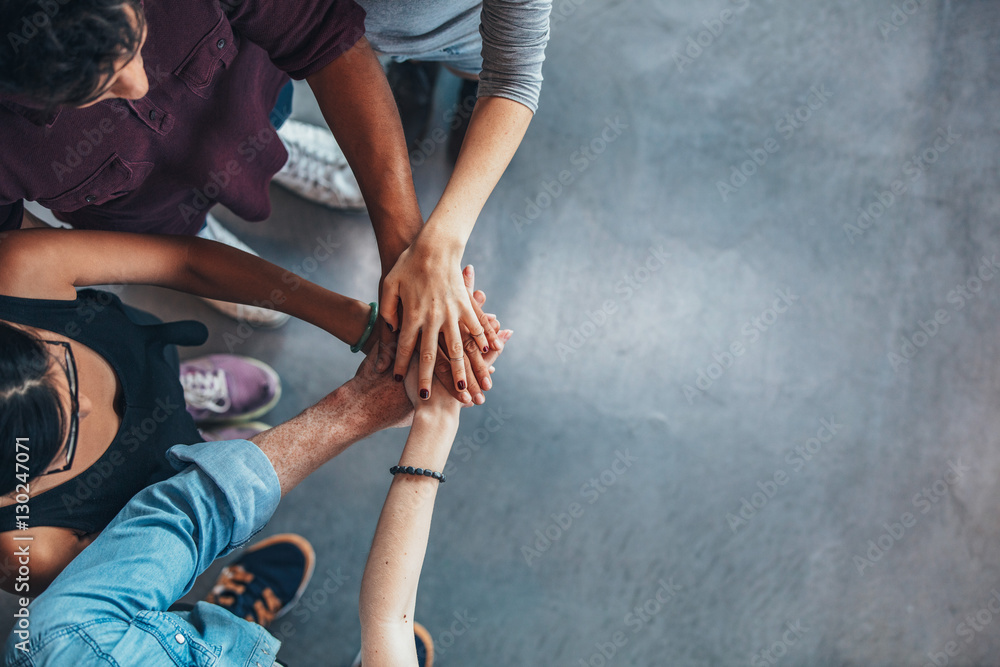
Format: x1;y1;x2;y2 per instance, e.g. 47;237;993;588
0;322;67;496
0;0;145;108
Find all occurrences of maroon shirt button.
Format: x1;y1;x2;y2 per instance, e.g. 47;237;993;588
85;195;97;203
216;39;226;49
148;110;158;121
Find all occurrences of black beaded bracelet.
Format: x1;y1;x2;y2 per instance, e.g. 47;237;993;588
390;465;446;483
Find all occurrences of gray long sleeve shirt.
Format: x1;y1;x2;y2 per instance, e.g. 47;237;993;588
357;0;552;112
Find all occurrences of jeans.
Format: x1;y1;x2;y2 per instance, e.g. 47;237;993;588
4;440;283;666
270;81;295;130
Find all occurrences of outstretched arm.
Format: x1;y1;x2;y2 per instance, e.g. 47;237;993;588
0;228;372;346
380;0;552;399
358;328;513;666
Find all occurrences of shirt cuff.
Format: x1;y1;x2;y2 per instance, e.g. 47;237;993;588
167;440;280;549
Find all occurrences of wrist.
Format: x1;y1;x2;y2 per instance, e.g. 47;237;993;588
412;228;465;262
346;299;374;347
412;406;459;433
375;214;422;267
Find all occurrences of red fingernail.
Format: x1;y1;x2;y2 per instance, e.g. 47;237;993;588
458;380;466;390
394;374;403;382
420;389;429;399
386;322;394;332
483;345;489;353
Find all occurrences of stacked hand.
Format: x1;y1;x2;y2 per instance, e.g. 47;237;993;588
355;263;512;430
375;257;509;405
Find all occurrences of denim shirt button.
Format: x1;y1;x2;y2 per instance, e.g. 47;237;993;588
174;633;185;644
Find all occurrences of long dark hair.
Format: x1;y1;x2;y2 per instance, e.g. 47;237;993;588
0;322;67;496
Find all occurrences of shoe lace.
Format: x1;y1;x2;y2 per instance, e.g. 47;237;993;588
205;565;284;627
181;367;232;413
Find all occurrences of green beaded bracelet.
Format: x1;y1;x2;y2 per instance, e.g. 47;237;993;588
351;302;379;353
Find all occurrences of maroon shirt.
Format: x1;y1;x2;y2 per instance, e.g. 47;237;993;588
0;0;365;235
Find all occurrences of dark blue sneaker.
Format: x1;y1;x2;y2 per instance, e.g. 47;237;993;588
350;621;434;667
204;533;315;628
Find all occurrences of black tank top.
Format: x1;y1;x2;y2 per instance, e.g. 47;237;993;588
0;289;208;534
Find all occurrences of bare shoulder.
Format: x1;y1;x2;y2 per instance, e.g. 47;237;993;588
0;526;94;595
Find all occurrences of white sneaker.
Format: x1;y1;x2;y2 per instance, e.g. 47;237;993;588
196;213;291;328
273;119;366;210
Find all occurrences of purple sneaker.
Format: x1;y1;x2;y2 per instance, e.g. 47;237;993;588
181;355;281;424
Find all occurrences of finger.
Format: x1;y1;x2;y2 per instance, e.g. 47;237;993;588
392;320;419;383
418;329;438;400
462;326;493;393
444;335;486;404
460;265;498;352
434;347;475;406
463;264;476;292
442;319;471;402
379;278;401;333
461;296;494;354
481;329;513;367
374;319;396;373
467;291;502;353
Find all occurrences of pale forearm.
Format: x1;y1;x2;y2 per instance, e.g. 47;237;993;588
359;409;460;663
420;96;534;251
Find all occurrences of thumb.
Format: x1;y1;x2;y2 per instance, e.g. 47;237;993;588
380;278;401;332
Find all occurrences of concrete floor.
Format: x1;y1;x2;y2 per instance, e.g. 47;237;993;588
4;0;1000;664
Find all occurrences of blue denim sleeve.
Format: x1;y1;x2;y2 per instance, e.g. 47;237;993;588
4;440;281;664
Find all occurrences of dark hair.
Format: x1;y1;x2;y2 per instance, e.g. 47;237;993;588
0;0;145;108
0;322;67;496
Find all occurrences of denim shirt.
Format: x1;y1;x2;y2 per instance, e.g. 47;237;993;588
3;440;283;666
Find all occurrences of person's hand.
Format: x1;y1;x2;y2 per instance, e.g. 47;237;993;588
347;344;414;430
403;328;512;413
378;264;501;405
379;238;504;402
